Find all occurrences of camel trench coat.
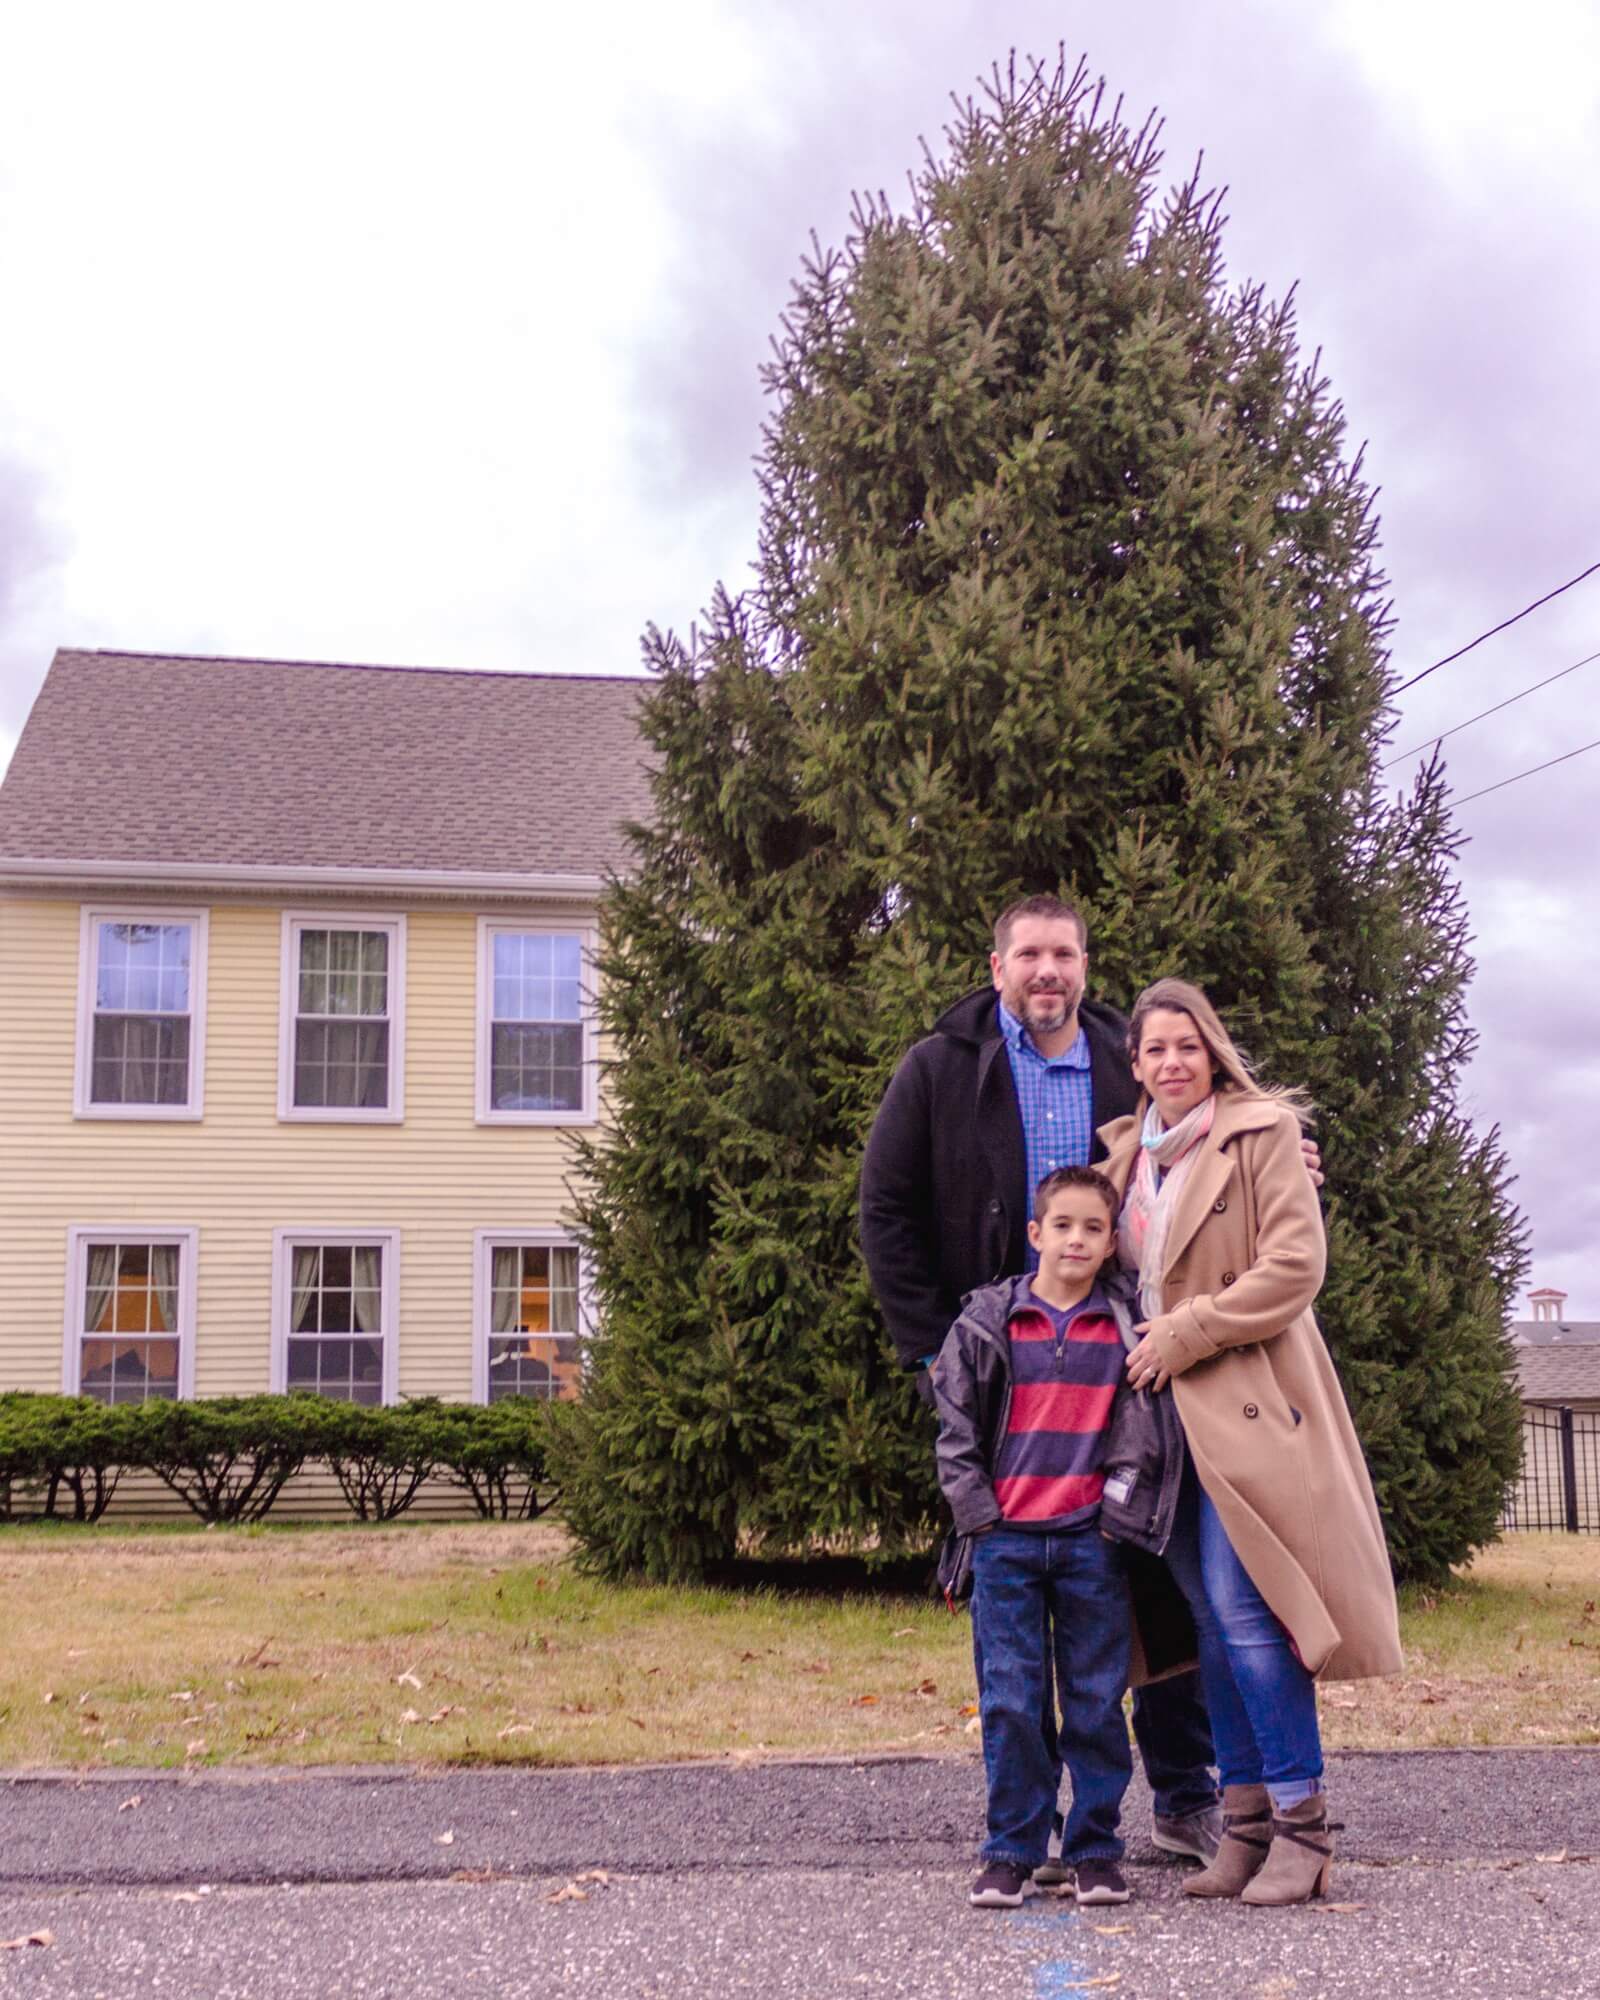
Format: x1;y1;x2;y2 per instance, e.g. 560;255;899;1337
1099;1092;1402;1682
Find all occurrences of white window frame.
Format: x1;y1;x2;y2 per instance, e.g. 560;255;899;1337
475;917;598;1126
74;907;209;1120
471;1229;591;1403
277;912;406;1124
270;1228;401;1404
62;1225;199;1400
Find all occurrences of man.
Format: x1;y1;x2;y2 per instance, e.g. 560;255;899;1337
860;894;1235;1868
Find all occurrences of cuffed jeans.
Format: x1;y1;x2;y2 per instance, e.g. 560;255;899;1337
1161;1461;1323;1809
971;1526;1132;1869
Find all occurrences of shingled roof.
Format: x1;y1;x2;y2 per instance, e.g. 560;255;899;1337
1516;1343;1600;1405
0;650;654;881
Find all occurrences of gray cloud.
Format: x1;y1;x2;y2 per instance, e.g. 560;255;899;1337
0;454;67;749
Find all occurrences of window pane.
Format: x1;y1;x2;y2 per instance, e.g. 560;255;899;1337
286;1332;385;1403
97;922;190;1015
294;1020;389;1108
81;1337;180;1405
490;1022;583;1112
90;1015;191;1105
489;932;583;1028
487;1335;578;1402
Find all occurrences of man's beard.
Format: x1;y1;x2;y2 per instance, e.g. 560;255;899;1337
1012;982;1076;1033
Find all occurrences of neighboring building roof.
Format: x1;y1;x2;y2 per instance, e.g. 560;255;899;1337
1510;1320;1600;1347
1515;1343;1600;1405
0;650;655;883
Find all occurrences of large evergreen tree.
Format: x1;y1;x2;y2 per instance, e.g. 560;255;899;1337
557;55;1525;1584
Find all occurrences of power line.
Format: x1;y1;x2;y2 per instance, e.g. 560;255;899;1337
1391;559;1600;696
1382;646;1600;770
1453;735;1600;808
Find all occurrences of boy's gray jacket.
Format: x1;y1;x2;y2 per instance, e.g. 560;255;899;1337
932;1271;1198;1684
931;1274;1137;1534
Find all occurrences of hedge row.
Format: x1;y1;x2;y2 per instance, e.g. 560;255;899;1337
0;1392;559;1526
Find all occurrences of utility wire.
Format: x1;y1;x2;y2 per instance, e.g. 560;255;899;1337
1382;646;1600;770
1391;559;1600;696
1453;735;1600;807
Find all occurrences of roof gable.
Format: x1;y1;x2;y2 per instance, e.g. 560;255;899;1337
0;651;654;881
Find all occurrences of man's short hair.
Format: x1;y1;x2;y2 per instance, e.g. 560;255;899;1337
1033;1164;1119;1224
993;894;1089;957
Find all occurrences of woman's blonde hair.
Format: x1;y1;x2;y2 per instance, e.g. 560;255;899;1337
1127;978;1313;1126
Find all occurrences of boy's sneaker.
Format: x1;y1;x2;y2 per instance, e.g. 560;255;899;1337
969;1862;1035;1908
1072;1860;1131;1905
1032;1811;1072;1887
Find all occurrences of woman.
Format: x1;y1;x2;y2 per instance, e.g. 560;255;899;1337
1099;978;1401;1905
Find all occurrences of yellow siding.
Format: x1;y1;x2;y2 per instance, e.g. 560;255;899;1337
0;896;593;1409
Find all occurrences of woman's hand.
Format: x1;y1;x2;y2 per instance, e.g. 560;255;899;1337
1300;1135;1323;1187
1124;1325;1172;1393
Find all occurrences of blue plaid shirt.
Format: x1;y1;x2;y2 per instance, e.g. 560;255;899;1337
998;1001;1094;1270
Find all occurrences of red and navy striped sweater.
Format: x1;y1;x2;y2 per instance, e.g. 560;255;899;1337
993;1284;1123;1529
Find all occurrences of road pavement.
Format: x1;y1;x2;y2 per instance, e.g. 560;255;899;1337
0;1750;1595;1997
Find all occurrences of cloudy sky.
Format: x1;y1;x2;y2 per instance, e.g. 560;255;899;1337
2;0;1596;1311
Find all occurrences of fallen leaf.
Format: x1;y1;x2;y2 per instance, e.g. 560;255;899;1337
627;1716;647;1730
171;1892;203;1904
1057;1977;1120;1991
558;1702;594;1716
118;1795;142;1813
1325;1697;1358;1710
1312;1902;1366;1915
0;1932;53;1950
497;1723;538;1739
426;1706;457;1725
1092;1923;1134;1935
435;1831;455;1846
168;1690;196;1704
964;1714;982;1734
891;1627;916;1638
1536;1849;1570;1864
399;1708;422;1725
576;1870;612;1885
449;1867;500;1884
850;1694;879;1707
397;1671;423;1690
801;1660;832;1675
546;1883;587;1902
913;1679;937;1696
42;1691;55;1705
185;1739;207;1755
958;1701;979;1717
738;1651;760;1662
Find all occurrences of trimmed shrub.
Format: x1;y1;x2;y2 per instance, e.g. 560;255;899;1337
125;1394;341;1523
0;1392;137;1522
319;1401;438;1522
418;1397;561;1521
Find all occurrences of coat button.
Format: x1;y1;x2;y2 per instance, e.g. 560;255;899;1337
988;1199;1002;1216
1243;1403;1259;1419
1213;1197;1227;1212
1221;1271;1236;1286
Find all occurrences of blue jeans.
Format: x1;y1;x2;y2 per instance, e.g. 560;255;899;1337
970;1526;1133;1868
1161;1462;1323;1809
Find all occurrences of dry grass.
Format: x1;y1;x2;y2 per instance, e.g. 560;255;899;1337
0;1522;1593;1770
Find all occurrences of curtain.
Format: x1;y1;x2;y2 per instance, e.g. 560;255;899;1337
550;1248;580;1334
150;1245;180;1332
351;1246;383;1332
491;1247;520;1334
291;1247;320;1333
84;1244;118;1332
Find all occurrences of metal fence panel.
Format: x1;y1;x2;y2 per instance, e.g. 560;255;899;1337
1502;1405;1600;1533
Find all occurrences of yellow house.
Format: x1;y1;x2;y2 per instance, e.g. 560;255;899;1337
0;649;651;1434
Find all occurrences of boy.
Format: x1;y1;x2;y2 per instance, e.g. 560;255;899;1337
932;1165;1135;1909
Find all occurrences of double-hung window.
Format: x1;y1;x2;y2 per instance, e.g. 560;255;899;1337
65;1228;197;1401
76;909;208;1117
272;1231;398;1403
476;921;594;1123
473;1234;584;1401
279;915;405;1120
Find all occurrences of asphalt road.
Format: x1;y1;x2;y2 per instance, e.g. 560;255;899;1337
0;1751;1595;1998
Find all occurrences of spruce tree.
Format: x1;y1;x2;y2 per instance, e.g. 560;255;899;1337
558;55;1525;1584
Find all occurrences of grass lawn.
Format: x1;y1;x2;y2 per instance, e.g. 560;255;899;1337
0;1521;1594;1770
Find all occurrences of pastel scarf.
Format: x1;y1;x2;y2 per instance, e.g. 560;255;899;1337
1117;1095;1217;1322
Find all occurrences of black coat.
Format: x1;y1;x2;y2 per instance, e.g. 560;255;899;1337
859;987;1138;1370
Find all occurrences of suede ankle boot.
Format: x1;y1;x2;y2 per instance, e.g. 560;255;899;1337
1181;1784;1272;1899
1240;1794;1335;1905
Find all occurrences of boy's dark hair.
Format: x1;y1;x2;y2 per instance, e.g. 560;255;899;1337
1033;1164;1119;1224
993;894;1089;956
